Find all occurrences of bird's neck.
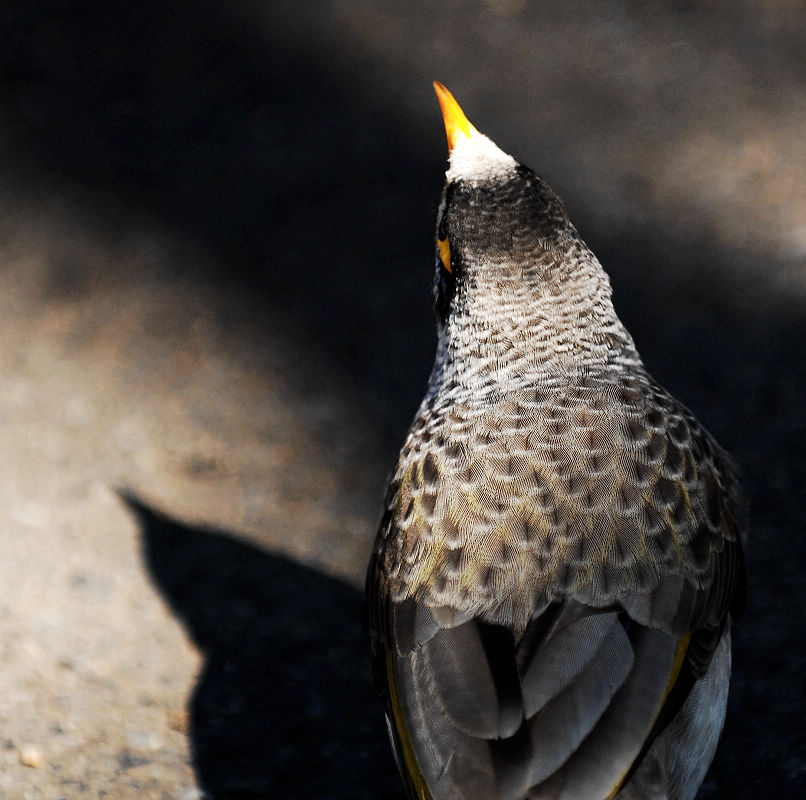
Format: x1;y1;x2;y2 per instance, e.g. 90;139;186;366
430;255;641;397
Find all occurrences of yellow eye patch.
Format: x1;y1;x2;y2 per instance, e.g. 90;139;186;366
437;234;452;274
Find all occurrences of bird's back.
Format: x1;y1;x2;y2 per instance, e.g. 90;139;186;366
367;369;743;799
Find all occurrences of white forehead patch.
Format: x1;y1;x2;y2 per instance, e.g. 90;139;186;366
446;129;517;183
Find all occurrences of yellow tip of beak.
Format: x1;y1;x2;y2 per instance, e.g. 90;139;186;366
433;81;478;153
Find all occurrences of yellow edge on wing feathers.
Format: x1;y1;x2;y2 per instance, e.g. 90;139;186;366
605;632;692;799
386;649;434;800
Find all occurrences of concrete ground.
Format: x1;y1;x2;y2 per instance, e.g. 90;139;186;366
0;2;804;798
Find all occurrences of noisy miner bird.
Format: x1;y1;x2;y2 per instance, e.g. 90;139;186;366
365;83;745;800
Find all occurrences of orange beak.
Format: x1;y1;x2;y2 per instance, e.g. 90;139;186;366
433;81;478;153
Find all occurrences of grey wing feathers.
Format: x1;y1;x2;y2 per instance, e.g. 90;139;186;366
387;600;689;800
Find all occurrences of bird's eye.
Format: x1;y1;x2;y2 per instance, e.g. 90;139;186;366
438;211;448;241
437;213;452;274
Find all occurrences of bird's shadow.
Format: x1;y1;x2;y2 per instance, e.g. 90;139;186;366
121;491;402;800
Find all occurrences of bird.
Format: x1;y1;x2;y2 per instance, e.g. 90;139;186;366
365;82;745;800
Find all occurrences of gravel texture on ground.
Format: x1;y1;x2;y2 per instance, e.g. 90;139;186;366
0;2;804;798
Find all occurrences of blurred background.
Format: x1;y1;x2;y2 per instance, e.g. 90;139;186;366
0;1;803;798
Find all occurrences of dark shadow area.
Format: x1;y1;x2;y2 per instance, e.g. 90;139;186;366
0;1;440;439
122;491;402;800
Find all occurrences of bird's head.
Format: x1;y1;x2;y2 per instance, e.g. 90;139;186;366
432;82;587;326
429;83;637;383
